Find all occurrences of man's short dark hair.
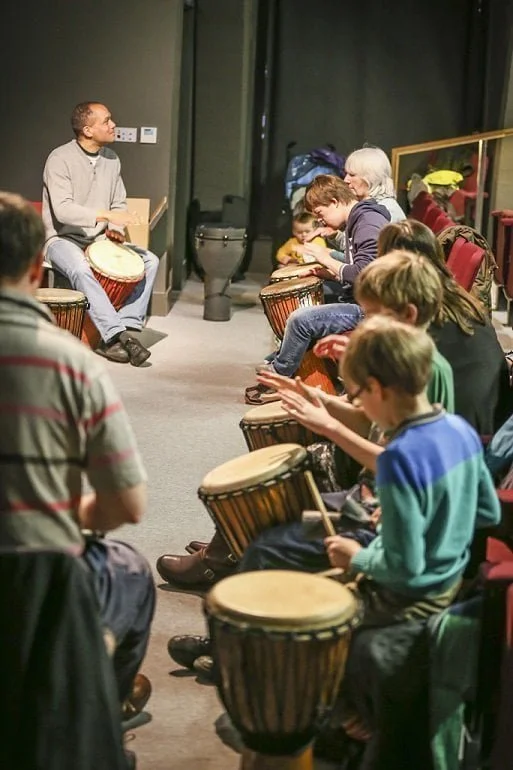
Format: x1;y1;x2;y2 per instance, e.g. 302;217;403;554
0;192;45;279
71;102;100;138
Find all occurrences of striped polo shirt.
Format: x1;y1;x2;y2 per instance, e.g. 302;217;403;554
0;288;146;551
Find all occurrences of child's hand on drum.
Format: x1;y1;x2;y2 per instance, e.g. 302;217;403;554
313;334;350;361
280;384;335;435
256;371;319;399
301;242;331;265
305;225;337;240
324;535;362;569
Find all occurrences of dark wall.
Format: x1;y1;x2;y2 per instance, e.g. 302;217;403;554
0;0;180;208
257;0;474;233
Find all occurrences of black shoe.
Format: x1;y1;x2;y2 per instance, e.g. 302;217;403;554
120;334;151;367
167;634;211;669
95;340;130;363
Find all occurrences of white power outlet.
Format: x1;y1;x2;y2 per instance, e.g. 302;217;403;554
115;127;138;143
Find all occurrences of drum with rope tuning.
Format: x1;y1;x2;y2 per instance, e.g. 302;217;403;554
36;288;88;338
204;570;362;770
198;443;318;560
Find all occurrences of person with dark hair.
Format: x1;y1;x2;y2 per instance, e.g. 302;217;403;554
0;192;154;733
42;102;159;365
375;219;511;435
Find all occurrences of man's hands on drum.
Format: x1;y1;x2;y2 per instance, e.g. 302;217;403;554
105;228;126;243
324;535;362;570
100;209;141;228
313;333;351;362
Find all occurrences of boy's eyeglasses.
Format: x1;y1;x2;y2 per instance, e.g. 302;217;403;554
346;385;364;405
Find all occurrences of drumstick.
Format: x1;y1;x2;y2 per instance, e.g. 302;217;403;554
304;470;336;536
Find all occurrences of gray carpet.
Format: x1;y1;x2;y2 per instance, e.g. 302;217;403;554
102;274;337;769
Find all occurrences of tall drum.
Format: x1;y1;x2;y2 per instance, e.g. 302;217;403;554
259;277;323;340
82;239;145;348
198;443;316;560
36;288;88;338
195;225;247;322
85;240;145;310
239;402;320;452
205;571;362;770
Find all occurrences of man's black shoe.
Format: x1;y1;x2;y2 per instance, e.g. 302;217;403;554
120;334;151;367
95;340;130;364
167;635;212;669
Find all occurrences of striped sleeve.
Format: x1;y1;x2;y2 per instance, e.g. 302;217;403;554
84;367;147;492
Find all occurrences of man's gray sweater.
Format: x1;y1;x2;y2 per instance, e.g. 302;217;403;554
42;139;127;252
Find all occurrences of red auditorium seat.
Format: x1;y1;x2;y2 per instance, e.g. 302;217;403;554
409;190;434;222
446;239;485;292
491;212;513;289
424;205;442;230
30;201;43;214
431;212;455;234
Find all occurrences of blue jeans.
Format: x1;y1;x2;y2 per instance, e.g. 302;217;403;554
82;538;155;702
47;238;160;343
271;302;364;377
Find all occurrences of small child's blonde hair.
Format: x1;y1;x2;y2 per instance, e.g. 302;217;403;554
341;315;435;396
355;249;443;327
292;211;318;226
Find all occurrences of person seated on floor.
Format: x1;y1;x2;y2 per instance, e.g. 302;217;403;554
42;101;160;365
157;249;454;596
246;174;391;406
168;314;499;677
0;193;155;737
274;211;326;266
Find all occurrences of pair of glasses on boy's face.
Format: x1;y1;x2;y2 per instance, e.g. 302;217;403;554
346;385;364;405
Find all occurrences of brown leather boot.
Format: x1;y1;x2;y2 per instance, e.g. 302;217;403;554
156;530;237;589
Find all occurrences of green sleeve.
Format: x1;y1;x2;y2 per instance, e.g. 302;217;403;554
427;350;455;413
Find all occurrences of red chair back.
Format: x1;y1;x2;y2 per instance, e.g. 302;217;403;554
424;204;442;229
492;214;513;288
446;239;485;291
30;201;43;214
431;212;455;234
409;191;434;222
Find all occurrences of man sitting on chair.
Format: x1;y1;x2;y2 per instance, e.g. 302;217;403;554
42;101;159;365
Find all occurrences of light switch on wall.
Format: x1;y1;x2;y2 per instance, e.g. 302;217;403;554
115;127;138;143
140;127;158;144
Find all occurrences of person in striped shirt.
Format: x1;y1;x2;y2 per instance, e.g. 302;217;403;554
0;191;154;711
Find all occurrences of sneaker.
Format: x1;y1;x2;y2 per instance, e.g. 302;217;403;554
120;334;151;367
254;361;277;375
95;340;130;364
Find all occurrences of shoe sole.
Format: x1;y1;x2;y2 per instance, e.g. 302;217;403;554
128;348;151;367
94;349;129;364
